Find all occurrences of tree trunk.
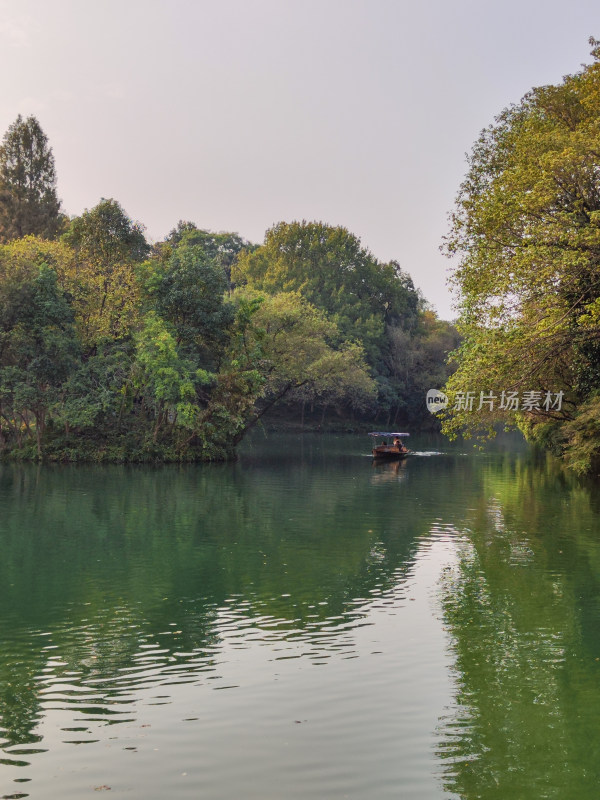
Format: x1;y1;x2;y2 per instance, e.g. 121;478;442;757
230;382;298;446
19;411;32;438
35;407;45;460
320;404;327;428
153;408;164;443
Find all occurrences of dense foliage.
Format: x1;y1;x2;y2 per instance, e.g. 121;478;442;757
0;220;379;461
443;40;600;475
234;221;459;426
0;117;456;462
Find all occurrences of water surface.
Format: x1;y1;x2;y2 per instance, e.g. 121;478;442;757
1;434;599;798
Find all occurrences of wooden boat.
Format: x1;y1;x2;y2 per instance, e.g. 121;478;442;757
369;431;410;460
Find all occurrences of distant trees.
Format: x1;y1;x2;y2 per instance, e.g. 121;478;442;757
0;115;457;461
233;221;420;365
0;210;381;460
0;115;63;242
385;310;461;423
233;220;457;425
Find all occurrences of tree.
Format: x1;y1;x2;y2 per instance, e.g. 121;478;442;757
442;40;600;473
64;198;149;264
0;254;79;457
157;221;256;286
131;313;200;443
0;115;63;242
62;199;150;346
199;290;376;455
141;236;235;367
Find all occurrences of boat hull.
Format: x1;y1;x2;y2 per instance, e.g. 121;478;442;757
372;446;408;460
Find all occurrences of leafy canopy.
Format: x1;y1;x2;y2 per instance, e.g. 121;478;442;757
442;39;600;473
232;220;420;365
62;199;150;345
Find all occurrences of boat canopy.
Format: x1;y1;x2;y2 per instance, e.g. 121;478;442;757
368;432;410;437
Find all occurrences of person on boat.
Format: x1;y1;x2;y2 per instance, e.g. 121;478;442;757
393;436;408;453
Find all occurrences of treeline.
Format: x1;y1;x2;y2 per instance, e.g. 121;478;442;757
0;115;457;461
442;39;600;475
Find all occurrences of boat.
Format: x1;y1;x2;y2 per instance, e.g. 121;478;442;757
368;431;410;460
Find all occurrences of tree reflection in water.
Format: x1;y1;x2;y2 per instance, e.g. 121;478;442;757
437;452;600;799
2;437;599;799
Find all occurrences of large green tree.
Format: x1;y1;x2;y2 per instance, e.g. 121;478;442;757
141;234;235;367
62;199;150;346
0;115;62;242
198;290;376;456
157;221;256;287
442;39;600;474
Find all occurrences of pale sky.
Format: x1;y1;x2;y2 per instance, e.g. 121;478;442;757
0;0;598;319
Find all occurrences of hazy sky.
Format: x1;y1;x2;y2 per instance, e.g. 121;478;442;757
0;0;598;318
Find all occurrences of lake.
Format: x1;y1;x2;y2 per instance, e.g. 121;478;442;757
1;433;600;799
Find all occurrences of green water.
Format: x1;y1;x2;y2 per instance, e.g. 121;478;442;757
0;434;599;799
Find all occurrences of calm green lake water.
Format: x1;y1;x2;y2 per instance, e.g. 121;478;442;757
1;433;600;799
